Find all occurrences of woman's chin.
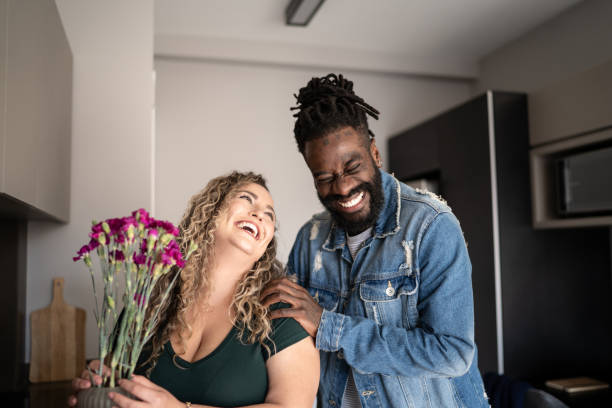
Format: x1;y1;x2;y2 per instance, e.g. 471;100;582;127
227;239;265;261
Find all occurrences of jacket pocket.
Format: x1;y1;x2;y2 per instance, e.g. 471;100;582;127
359;273;418;328
308;287;339;312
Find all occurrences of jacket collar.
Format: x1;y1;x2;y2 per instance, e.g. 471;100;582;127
322;169;401;251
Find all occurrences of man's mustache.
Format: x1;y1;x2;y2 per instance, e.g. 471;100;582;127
321;184;368;205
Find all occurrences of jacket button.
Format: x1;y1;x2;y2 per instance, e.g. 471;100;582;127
329;400;336;406
337;351;344;359
385;281;395;296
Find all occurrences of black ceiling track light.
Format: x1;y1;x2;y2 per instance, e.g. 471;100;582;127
285;0;326;26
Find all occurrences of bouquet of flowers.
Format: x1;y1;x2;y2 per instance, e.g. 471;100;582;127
73;209;196;387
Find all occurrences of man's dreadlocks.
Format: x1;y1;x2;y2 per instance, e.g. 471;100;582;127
291;73;380;154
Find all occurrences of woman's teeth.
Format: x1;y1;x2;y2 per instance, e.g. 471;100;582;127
338;191;364;208
237;221;259;238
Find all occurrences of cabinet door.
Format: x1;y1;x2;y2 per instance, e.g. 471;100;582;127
2;0;71;221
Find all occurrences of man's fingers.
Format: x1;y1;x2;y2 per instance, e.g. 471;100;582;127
261;290;305;308
281;277;310;293
269;307;303;320
261;279;309;302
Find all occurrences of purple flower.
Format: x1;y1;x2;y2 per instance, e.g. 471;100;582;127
132;209;151;227
160;241;185;267
133;293;146;307
121;217;137;231
87;238;100;251
133;253;146;265
160;221;180;236
115;233;125;244
90;231;107;245
110;250;125;262
160;252;174;266
91;223;104;234
107;218;125;235
133;253;147;265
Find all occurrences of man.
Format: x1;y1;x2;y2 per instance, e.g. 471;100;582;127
261;74;489;407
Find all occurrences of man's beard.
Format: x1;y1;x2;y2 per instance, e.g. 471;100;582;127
318;169;384;236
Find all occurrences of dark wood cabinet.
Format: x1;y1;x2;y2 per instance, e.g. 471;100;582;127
389;92;612;384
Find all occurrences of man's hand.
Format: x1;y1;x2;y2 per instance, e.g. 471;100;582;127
261;278;323;338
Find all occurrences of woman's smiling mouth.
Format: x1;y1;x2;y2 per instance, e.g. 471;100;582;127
236;221;260;239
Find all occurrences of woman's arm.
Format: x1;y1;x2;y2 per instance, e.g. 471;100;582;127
109;336;319;408
261;335;319;408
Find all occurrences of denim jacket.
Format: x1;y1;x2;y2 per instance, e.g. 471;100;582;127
287;170;490;408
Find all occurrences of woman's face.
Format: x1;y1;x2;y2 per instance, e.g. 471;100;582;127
214;182;276;261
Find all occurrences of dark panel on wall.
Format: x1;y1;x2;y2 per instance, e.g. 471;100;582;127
493;93;612;383
389;96;499;374
389;91;612;385
436;96;499;375
0;220;27;392
388;119;440;180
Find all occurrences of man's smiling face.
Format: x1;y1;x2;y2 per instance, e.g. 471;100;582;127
303;126;384;236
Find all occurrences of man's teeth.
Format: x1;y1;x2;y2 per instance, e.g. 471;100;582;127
237;221;259;238
338;192;364;208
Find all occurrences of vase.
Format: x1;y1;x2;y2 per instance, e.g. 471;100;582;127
76;386;134;408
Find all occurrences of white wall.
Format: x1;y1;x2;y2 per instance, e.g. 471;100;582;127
26;0;154;361
154;59;473;262
476;0;612;93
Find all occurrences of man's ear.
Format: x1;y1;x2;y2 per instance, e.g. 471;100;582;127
370;139;382;168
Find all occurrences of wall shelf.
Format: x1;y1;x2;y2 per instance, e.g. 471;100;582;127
530;127;612;228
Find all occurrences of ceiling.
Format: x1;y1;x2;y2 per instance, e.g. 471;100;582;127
154;0;581;78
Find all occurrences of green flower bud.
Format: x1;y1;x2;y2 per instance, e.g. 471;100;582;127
186;241;198;258
127;224;135;241
152;263;163;278
102;222;111;234
159;233;172;246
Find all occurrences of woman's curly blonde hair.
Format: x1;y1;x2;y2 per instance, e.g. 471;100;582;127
140;171;284;375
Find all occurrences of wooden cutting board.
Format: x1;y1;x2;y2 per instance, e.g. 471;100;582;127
29;277;86;382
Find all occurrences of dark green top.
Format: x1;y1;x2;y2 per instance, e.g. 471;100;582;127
135;304;308;406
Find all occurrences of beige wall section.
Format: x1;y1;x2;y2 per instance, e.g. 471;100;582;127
26;0;154;361
476;0;612;93
0;0;6;188
154;59;473;261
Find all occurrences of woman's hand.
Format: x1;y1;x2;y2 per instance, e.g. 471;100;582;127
109;375;183;408
67;360;112;407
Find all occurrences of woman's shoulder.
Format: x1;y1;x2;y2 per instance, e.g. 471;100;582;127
263;302;309;360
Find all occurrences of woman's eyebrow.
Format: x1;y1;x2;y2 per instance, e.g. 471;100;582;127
238;190;275;215
237;190;257;199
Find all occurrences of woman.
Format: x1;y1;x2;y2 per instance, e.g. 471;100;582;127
68;171;319;408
